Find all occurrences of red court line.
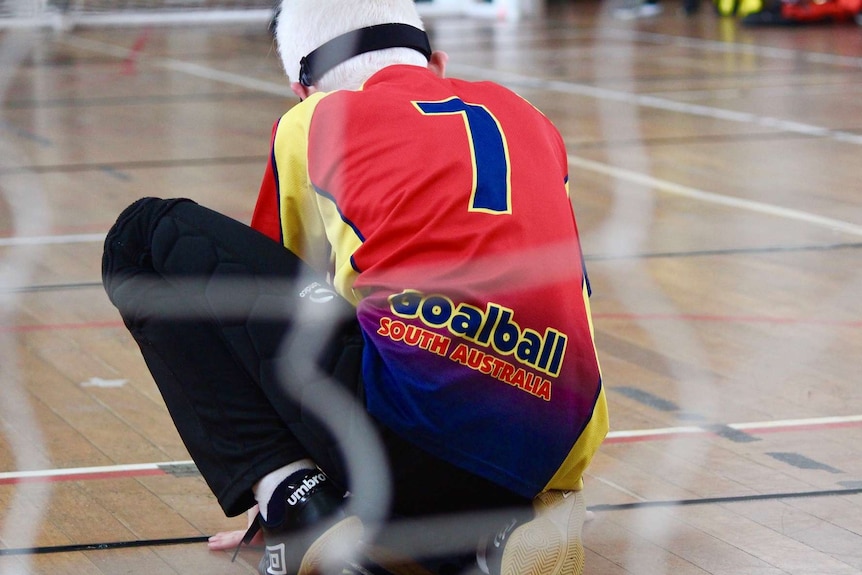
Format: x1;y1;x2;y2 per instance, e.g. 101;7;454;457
0;468;166;486
2;417;860;485
604;416;862;445
121;27;152;75
593;312;862;327
604;431;705;444
739;420;862;435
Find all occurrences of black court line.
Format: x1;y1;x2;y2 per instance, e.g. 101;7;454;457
4;240;861;291
0;536;209;556
585;241;862;261
3;91;285;110
0;242;862;293
589;486;862;512
569;130;831;151
0;155;264;176
4;487;861;557
2;282;103;294
4;243;860;295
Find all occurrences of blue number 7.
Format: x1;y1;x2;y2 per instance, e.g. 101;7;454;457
414;98;512;214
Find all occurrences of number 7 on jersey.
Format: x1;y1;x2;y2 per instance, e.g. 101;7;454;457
414;98;512;215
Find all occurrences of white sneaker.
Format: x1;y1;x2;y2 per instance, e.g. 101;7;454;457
478;490;586;575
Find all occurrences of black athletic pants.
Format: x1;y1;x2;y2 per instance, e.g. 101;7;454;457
101;197;529;523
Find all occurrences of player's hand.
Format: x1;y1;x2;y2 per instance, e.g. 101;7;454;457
208;506;262;551
207;529;250;550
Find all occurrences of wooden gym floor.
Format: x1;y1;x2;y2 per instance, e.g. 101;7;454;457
2;1;862;573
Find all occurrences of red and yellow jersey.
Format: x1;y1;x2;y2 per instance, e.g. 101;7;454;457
253;65;607;497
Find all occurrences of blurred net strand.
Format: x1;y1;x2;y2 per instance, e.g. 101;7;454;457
0;29;55;575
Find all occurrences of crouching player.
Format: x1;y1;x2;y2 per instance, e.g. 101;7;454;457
102;1;609;573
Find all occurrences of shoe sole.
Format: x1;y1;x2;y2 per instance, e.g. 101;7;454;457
298;515;365;575
499;490;585;575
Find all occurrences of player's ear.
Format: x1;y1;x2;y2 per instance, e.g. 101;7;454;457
291;81;314;100
428;50;448;79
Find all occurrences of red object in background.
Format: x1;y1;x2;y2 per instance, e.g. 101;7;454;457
781;0;861;22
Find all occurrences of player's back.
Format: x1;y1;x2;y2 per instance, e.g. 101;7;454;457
306;64;576;297
305;64;606;497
